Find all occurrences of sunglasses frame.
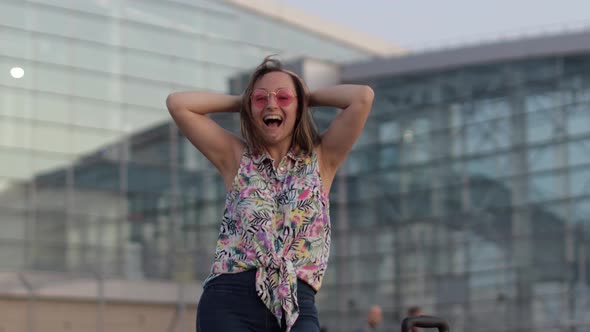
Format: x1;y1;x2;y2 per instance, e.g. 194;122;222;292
251;88;297;108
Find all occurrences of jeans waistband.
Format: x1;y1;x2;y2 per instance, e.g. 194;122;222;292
204;269;316;296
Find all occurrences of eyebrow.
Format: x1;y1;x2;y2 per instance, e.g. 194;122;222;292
253;87;292;91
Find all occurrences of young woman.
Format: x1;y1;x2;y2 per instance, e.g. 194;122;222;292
166;56;374;332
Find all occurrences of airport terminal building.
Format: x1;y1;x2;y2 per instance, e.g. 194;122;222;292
1;1;590;331
325;31;590;331
0;0;396;331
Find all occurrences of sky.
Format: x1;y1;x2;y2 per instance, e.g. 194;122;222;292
279;0;590;50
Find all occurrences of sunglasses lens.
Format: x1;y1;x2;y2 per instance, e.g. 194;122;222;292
276;89;294;107
252;91;268;107
252;89;295;108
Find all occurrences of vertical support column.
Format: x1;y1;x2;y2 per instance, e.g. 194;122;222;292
169;122;179;279
169;103;185;331
115;0;127;279
508;68;533;332
554;58;577;332
18;273;35;332
336;172;350;332
460;83;473;329
96;272;104;332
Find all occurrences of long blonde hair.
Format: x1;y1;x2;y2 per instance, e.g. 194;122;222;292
240;56;320;155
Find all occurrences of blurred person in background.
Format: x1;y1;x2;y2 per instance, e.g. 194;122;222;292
357;305;383;332
407;306;424;332
166;56;374;332
407;306;423;317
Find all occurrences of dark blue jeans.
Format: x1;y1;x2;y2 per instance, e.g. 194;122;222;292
196;270;320;332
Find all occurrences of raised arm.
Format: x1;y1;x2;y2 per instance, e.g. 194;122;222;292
166;91;244;187
311;85;374;173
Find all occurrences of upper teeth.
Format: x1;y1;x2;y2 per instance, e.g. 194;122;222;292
264;115;282;121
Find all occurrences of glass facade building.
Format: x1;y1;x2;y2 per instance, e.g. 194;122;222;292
0;0;387;276
0;2;394;330
320;34;590;332
2;1;590;332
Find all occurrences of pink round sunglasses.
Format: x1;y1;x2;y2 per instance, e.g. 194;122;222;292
251;88;297;108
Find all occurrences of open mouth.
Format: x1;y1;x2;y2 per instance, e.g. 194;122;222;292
263;115;283;128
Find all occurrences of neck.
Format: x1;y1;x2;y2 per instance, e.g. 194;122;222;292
264;142;292;167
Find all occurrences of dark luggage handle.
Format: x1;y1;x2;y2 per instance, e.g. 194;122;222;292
401;315;449;332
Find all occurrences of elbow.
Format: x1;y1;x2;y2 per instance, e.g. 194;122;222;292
166;92;181;114
357;85;375;107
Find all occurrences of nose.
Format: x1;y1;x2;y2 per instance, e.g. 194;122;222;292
266;94;279;108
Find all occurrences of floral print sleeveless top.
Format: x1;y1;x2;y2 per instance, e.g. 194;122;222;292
204;147;331;331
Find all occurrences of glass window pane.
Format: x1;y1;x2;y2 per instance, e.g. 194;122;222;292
469;98;510;124
35;65;73;95
171;60;206;89
528;146;557;172
32;153;73;179
525;91;559;113
570;168;590;197
467;153;511;178
1;89;33;119
571;199;590;225
1;119;33;150
0;149;32;180
36;35;71;67
378;120;399;143
30;0;115;16
124;22;193;57
32;5;116;45
529;173;566;203
567;103;590;136
569;139;590;166
72;99;123;131
0;27;32;60
123;51;171;83
0;1;27;29
71;127;121;155
73;71;117;102
123;106;168;133
527;110;556;143
31;122;71;154
122;79;170;108
72;42;118;74
379;145;398;168
34;93;71;124
204;40;240;68
204;66;240;92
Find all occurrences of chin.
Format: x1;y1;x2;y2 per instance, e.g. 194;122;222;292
264;134;291;145
263;137;284;145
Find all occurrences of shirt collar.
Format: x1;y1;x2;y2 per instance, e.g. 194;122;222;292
251;147;305;165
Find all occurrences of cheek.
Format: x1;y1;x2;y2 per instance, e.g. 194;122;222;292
286;108;298;124
288;104;299;116
250;107;263;118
